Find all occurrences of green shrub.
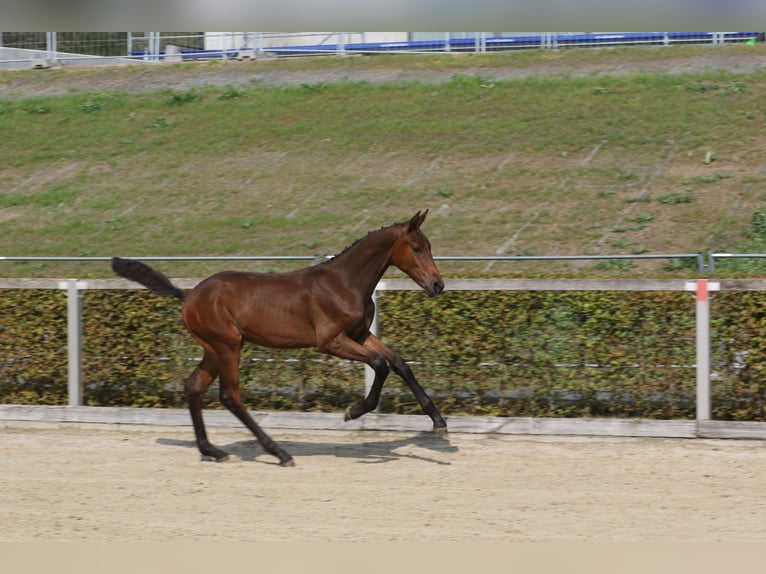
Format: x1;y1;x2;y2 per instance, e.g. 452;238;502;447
2;287;766;421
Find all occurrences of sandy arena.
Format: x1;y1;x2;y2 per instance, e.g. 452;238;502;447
1;421;765;542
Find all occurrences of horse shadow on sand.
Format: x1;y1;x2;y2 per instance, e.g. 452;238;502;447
157;431;459;466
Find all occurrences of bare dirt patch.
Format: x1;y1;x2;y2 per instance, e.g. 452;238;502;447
2;422;766;541
2;45;766;98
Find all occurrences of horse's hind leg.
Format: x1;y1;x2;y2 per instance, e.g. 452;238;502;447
185;351;230;462
215;345;295;467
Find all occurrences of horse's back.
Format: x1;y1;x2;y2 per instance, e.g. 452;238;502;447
182;269;319;348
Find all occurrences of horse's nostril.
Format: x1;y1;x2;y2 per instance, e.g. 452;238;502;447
434;280;445;295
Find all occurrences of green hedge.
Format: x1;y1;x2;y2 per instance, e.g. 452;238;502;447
2;287;766;420
378;290;697;419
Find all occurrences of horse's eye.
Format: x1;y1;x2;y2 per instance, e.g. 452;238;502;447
412;245;423;254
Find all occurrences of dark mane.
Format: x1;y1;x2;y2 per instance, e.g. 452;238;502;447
323;221;402;263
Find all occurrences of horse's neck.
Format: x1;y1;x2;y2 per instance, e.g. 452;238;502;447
328;227;397;291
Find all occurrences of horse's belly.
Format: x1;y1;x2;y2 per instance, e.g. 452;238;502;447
243;329;316;349
238;314;317;349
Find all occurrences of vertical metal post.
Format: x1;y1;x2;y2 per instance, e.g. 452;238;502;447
255;32;263;57
542;32;557;50
364;288;379;400
696;252;705;273
695;279;711;420
152;32;161;60
222;32;231;60
144;32;160;61
46;32;57;62
62;279;84;406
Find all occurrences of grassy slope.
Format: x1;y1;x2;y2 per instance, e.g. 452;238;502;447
2;46;766;278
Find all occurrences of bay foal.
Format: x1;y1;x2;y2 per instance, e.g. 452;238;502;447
112;211;446;466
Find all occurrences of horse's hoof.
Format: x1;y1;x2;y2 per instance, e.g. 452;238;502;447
343;405;355;422
201;453;230;462
433;425;448;437
280;458;296;467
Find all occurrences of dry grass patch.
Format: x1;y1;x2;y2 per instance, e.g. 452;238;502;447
3;50;766;277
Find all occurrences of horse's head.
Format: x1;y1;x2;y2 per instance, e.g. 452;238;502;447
392;210;445;297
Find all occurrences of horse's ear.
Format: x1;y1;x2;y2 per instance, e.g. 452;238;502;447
407;209;429;232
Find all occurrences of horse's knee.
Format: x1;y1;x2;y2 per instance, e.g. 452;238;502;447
371;354;389;376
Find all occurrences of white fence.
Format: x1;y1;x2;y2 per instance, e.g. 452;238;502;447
0;32;761;68
1;277;763;405
4;274;766;438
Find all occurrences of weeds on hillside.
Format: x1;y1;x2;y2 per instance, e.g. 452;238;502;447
2;52;766;278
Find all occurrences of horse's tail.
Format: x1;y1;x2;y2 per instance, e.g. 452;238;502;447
111;257;186;300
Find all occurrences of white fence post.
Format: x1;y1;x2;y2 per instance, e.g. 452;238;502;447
45;32;57;63
696;280;711;420
60;279;86;407
364;287;379;400
686;279;719;421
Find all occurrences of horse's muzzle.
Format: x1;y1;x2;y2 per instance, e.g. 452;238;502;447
428;279;445;297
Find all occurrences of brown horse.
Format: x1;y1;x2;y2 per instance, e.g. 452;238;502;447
111;210;446;466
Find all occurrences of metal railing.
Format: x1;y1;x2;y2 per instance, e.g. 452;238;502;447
708;253;766;274
10;251;766;276
0;252;709;271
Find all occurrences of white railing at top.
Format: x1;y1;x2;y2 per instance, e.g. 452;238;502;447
0;32;761;68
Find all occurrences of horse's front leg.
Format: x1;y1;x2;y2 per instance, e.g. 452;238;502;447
326;332;448;434
319;332;389;421
390;354;448;435
345;353;389;421
365;335;448;434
